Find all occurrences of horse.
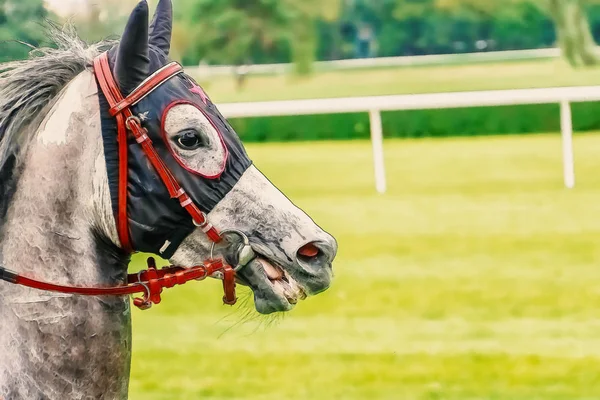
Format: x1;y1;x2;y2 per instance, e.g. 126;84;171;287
0;1;338;398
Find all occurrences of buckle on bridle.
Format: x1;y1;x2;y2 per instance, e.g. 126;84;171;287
133;282;152;310
131;257;236;310
210;229;256;273
192;213;211;230
125;115;142;131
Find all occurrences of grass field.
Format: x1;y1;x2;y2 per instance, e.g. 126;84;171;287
196;59;600;103
128;132;600;399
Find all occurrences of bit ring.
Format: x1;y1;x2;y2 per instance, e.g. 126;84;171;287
210;229;250;260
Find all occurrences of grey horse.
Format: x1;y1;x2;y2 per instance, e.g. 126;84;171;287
0;0;337;398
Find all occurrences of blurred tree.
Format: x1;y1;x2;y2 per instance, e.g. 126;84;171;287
545;0;599;66
73;0;138;43
0;0;49;62
175;0;343;76
430;0;599;66
41;0;597;68
178;1;295;67
392;0;558;54
292;0;342;74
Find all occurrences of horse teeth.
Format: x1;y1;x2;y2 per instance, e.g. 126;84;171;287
258;258;283;280
256;261;308;304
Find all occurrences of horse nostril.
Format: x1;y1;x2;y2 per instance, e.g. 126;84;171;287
298;243;320;258
296;241;336;270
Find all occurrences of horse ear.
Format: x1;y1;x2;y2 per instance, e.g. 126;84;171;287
115;1;150;95
149;0;172;56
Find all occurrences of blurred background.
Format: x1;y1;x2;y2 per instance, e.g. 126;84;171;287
5;0;600;398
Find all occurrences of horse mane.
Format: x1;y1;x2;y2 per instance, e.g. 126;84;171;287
0;23;116;226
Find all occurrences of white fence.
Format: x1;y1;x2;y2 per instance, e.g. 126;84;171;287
188;48;563;77
218;86;600;193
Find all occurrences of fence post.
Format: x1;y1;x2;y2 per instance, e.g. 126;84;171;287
369;109;387;194
560;100;575;189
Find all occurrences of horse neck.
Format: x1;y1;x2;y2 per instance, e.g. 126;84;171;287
0;70;132;399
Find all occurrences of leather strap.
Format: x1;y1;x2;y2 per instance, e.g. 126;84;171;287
109;63;183;116
94;55;133;252
0;257;236;309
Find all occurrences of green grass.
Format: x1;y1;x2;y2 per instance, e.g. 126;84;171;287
129;132;600;399
195;59;600;103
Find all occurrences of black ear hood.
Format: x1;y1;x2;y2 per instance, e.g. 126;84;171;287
113;0;150;95
149;0;173;56
98;59;252;258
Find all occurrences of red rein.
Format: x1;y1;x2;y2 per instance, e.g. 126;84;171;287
0;258;237;310
0;53;239;310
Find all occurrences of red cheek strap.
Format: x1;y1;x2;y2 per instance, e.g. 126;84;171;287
93;52;224;250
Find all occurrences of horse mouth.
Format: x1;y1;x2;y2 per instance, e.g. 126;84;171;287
235;254;308;314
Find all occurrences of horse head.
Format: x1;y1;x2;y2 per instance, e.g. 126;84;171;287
0;1;337;395
100;0;338;314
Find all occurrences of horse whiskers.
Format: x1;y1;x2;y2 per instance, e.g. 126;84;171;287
216;290;255;338
217;290;289;338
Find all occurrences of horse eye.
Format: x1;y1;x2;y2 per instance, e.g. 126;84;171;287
176;130;204;150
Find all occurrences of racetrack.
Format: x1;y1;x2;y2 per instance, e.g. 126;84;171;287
128;132;600;399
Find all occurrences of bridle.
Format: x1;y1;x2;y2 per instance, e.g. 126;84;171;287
0;52;253;310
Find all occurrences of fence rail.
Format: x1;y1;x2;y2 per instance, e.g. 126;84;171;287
188;48;563;77
217;85;600;193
